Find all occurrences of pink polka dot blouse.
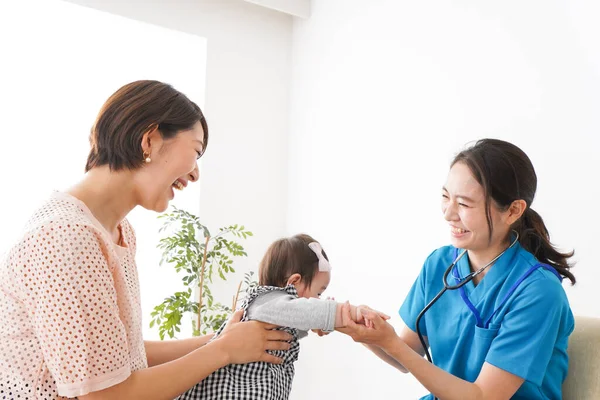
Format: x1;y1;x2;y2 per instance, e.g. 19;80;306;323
0;192;148;398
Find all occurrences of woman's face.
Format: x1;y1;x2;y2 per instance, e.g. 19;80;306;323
134;121;205;212
441;162;509;252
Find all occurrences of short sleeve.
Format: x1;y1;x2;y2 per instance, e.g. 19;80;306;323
399;252;435;336
19;222;131;397
485;277;573;385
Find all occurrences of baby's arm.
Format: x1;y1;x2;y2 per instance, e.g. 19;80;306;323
246;291;364;332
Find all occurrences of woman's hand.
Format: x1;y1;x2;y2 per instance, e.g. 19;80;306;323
217;310;293;364
337;303;397;347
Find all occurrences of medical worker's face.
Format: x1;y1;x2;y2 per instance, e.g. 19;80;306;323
441;162;507;253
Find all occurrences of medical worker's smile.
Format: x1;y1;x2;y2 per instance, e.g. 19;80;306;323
450;225;470;238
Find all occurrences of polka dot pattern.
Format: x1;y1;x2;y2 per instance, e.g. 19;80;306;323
0;192;147;398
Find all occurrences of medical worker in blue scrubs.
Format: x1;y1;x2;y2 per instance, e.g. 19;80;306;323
338;139;575;400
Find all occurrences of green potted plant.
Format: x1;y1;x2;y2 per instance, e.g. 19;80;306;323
149;206;257;339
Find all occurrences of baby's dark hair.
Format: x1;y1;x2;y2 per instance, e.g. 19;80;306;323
258;234;329;288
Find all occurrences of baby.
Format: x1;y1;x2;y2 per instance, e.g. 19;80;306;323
178;233;386;400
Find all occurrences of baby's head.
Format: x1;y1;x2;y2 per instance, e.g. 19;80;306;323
258;234;331;299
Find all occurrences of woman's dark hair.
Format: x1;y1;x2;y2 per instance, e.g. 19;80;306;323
259;234;329;287
452;138;575;284
85;80;208;172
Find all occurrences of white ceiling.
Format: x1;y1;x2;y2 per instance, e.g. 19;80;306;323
242;0;310;18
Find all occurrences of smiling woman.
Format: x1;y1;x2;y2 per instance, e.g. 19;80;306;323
0;81;293;400
82;81;208;214
0;0;213;342
337;139;576;400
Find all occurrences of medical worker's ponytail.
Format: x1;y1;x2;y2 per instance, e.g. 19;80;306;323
452;139;575;284
518;207;575;284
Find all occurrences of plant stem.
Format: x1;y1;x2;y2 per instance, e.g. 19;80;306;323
197;235;210;334
211;229;232;240
232;280;243;310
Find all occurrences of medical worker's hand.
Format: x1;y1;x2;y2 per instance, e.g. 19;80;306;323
336;303;396;347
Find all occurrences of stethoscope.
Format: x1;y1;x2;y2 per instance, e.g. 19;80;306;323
414;232;520;400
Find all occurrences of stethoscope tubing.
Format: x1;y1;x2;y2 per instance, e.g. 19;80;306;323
414;233;519;400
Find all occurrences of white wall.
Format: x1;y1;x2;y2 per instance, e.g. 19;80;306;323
62;0;294;336
288;1;600;398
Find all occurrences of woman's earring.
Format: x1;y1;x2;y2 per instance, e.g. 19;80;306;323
143;151;151;163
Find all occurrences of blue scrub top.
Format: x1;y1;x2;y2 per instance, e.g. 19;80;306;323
399;242;574;400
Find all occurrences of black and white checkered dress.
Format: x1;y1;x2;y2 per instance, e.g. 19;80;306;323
178;285;301;400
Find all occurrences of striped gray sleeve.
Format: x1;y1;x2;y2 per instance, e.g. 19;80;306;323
246;291;337;332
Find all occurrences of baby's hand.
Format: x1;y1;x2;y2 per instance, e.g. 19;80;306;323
335;301;389;329
354;305;390;328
